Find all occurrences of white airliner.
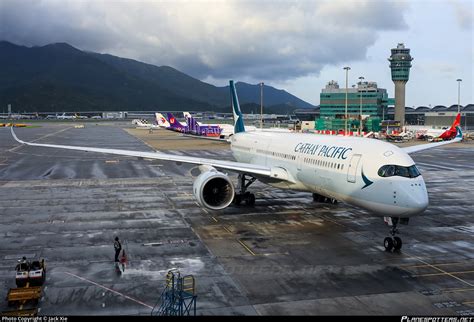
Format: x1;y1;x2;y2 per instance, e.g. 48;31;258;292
56;113;75;120
132;118;159;129
10;80;462;252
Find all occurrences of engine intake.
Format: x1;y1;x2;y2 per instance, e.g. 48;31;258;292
193;169;234;210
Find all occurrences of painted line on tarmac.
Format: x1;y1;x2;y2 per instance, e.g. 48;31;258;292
404;252;474;288
61;271;154;309
442;287;474;293
238;239;256;256
30;127;73;143
412;270;474;277
400;261;472;269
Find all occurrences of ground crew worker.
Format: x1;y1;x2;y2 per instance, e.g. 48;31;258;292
114;237;122;262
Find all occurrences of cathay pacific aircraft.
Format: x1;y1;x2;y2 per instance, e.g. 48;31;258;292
10;80;463;252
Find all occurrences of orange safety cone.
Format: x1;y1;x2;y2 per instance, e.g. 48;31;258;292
120;250;128;271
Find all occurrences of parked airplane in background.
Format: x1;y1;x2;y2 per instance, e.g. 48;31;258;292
10;80;463;252
56;113;75;120
155;113;170;128
185;114;222;137
165;112;222;137
166;112;188;133
132;119;159;129
418;113;461;141
183;112;291;137
183;112;234;137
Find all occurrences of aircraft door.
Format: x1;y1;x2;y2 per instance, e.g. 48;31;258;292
297;155;303;171
347;154;362;183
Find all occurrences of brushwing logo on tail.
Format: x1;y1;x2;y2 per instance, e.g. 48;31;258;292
230;80;245;134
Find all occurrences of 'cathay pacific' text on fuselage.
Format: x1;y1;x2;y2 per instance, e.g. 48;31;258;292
294;143;352;160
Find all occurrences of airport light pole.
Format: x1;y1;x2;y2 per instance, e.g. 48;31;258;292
343;66;351;134
456;78;462;129
358;76;364;135
457;79;462;114
260;82;264;129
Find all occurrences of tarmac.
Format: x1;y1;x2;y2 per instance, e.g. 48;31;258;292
0;122;473;316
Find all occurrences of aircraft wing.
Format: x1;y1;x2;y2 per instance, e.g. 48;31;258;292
10;127;292;182
402;127;463;154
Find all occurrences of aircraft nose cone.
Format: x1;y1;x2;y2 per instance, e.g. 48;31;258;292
406;182;429;215
410;190;428;213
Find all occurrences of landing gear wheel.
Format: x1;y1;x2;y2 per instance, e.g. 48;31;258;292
312;193;331;203
233;194;242;205
244;193;256;206
393;237;402;251
234;174;257;207
384;237;394;252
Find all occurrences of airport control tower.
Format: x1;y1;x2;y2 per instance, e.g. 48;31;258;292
388;43;413;127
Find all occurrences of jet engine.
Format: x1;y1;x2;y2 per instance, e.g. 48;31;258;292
193;169;235;210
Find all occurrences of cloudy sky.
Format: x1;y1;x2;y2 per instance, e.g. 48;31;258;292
0;0;472;106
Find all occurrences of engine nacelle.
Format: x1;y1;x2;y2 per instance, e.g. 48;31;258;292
193;169;235;210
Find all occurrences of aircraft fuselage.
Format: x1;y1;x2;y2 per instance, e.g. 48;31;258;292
231;131;428;217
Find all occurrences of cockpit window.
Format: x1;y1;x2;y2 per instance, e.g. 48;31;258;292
378;164;420;178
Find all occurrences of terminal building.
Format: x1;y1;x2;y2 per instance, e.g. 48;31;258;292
294;104;474;130
320;80;390;119
297;80;392;132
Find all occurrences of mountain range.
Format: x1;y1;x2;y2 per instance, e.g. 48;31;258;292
0;41;314;113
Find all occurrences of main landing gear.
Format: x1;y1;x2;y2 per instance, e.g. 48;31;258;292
312;193;338;204
233;174;256;206
384;217;404;252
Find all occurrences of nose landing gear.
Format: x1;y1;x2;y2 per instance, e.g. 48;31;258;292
312;193;338;204
383;217;403;252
